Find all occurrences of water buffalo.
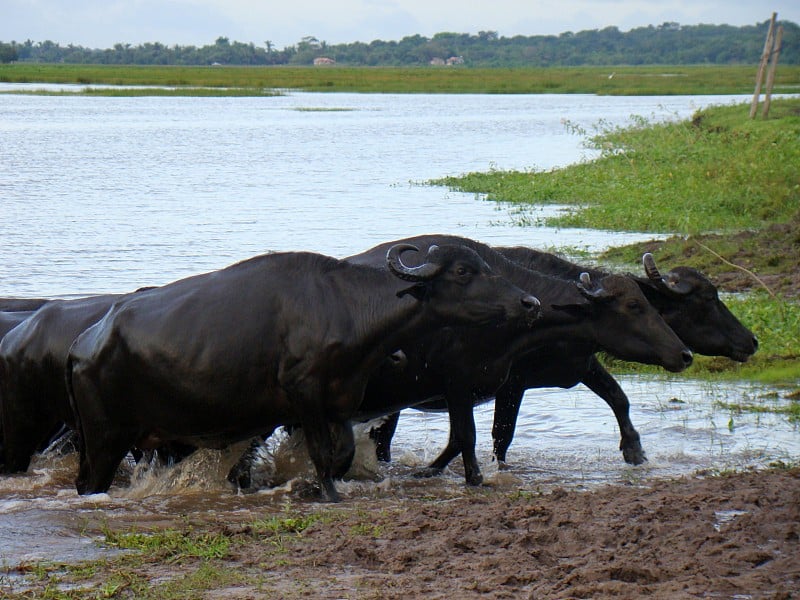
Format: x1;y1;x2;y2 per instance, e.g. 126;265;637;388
66;245;540;501
483;247;758;465
0;294;128;473
0;298;50;312
346;234;692;484
0;311;35;339
0;310;37;464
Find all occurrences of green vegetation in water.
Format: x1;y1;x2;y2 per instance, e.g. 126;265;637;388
102;526;231;560
2;64;800;95
715;394;800;424
5;507;332;599
431;99;800;235
3;86;282;97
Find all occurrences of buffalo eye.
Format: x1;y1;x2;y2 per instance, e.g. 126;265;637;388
454;265;474;283
626;300;643;312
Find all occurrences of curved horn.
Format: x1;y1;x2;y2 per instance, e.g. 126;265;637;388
386;243;442;282
642;253;691;296
642;253;663;283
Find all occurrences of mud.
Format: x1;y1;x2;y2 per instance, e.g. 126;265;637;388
213;467;800;599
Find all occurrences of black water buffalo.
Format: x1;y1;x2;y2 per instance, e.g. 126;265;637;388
484;247;758;465
346;234;692;484
0;311;35;339
0;298;50;312
0;294;127;473
66;245;541;501
369;240;756;472
0;310;37;463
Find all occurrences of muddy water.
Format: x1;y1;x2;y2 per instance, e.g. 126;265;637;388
0;377;796;568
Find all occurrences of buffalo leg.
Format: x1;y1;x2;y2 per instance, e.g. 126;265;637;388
76;436;131;495
69;364;135;494
418;394;482;486
581;356;646;465
491;380;526;465
226;437;263;490
299;404;349;502
0;366;62;473
416;428;460;480
330;421;356;479
369;412;400;462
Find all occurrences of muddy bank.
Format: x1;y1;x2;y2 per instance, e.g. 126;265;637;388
214;467;800;599
7;466;793;599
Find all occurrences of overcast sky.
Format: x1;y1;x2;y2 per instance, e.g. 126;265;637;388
2;1;797;50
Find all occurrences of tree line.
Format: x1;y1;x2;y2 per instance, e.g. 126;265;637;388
1;20;797;66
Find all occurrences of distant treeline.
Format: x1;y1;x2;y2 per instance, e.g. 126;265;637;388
1;20;798;66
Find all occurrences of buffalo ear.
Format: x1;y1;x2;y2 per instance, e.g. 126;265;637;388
397;283;427;300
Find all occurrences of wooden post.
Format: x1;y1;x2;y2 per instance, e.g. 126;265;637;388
750;13;777;119
762;25;784;119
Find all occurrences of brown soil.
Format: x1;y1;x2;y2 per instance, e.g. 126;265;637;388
203;467;800;599
618;220;800;299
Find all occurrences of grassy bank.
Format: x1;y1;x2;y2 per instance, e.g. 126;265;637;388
2;63;800;95
431;99;800;383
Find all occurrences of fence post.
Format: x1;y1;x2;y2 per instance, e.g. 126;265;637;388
762;25;784;119
750;13;777;119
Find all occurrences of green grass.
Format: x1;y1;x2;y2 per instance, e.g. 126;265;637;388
715;396;800;423
4;507;331;599
102;526;231;560
432;99;800;384
600;293;800;383
431;99;800;235
3;86;282;97
2;63;800;95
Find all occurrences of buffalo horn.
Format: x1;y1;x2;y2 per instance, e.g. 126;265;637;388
386;243;443;282
642;253;691;296
643;253;663;283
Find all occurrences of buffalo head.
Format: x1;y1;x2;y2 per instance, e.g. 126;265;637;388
571;271;694;373
385;243;541;327
640;253;758;362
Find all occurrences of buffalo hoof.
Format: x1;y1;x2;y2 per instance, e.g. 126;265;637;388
320;479;341;503
465;472;483;486
413;466;444;479
621;443;647;465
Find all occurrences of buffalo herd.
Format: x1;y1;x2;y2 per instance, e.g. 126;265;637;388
0;235;757;501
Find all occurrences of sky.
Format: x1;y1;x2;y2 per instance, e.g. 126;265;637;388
2;1;797;50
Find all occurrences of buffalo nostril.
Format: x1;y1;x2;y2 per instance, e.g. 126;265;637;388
681;349;694;366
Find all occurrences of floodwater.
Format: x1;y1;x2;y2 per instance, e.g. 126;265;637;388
0;90;797;568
